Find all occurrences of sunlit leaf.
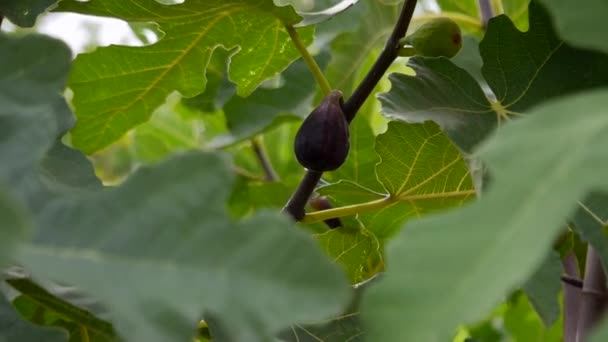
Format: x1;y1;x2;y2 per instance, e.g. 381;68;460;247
320;121;475;239
315;226;381;283
181;48;236;114
380;2;608;152
502;0;531;31
132;95;204;163
56;0;314;153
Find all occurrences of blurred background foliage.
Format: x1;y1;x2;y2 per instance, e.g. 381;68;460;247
3;1;565;341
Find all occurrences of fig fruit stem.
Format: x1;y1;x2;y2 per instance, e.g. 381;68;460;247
576;247;608;341
342;0;417;122
283;0;418;222
251;137;279;181
283;170;323;221
285;24;332;96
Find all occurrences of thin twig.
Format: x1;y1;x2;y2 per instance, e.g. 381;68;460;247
561;274;584;289
282;0;419;221
232;166;266;182
477;0;493;29
251;137;279;182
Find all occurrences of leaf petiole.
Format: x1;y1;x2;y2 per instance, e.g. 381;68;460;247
303;189;477;224
302;196;395;224
285;24;332;95
251;137;279;181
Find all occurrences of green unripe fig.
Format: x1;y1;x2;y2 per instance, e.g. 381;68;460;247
295;90;349;172
400;17;462;58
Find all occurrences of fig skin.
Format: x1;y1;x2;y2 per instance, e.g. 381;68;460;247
295;90;350;172
401;17;462;58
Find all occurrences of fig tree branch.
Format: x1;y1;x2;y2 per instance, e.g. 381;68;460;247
283;0;418;221
342;0;417;122
576;247;608;341
251;137;278;181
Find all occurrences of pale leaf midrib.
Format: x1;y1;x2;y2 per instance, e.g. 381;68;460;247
503;41;564;108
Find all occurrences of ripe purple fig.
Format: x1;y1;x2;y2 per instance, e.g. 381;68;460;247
295;90;349;171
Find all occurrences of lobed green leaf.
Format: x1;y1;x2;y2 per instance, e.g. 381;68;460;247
363;89;608;341
56;0;314;153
